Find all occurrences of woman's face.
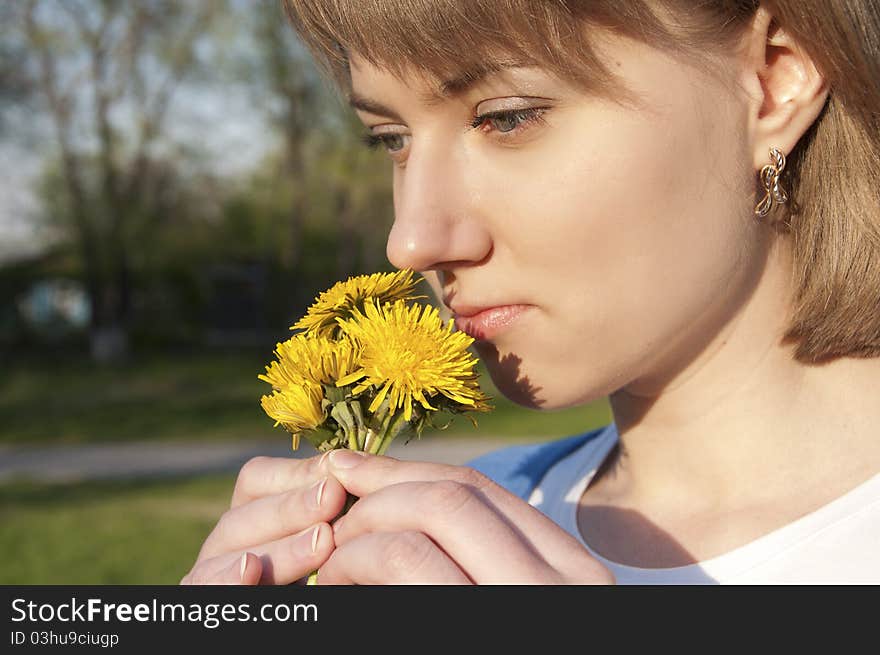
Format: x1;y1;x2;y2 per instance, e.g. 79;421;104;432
349;31;765;409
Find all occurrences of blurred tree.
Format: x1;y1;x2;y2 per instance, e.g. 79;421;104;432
0;4;34;135
255;0;322;273
4;0;398;356
301;110;395;282
221;0;394;319
19;0;221;361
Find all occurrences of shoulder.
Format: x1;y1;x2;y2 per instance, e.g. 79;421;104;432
466;425;612;501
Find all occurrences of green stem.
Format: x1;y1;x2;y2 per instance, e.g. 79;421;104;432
374;410;408;455
362;427;377;453
350;401;366;450
367;432;383;455
376;432;393;456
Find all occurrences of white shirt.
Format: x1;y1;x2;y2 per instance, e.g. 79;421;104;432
528;423;880;584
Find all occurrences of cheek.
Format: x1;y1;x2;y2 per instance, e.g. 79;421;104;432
473;97;755;406
508;98;749;315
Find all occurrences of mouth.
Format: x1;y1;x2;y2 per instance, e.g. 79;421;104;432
450;304;532;341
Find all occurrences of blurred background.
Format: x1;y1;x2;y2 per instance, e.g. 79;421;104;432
0;0;611;583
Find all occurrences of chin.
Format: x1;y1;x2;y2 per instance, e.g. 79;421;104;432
476;341;607;411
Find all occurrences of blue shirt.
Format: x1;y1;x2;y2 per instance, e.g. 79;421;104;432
465;426;609;500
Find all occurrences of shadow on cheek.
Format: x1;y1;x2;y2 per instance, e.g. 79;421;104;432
476;343;545;409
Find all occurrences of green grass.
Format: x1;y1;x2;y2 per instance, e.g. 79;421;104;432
0;350;612;446
0;351;279;445
461;387;611;439
0;351;612;584
0;474;235;584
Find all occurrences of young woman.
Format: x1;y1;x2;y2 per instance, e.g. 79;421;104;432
182;1;880;584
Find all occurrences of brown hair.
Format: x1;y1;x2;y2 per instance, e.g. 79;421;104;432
283;0;880;363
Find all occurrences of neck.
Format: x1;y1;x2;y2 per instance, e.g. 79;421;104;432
604;238;880;511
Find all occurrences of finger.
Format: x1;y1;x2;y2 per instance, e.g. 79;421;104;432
188;523;333;585
181;552;259;585
332;480;558;584
317;531;471;585
199;475;346;560
239;552;263;585
323;452;593;573
231;452;331;508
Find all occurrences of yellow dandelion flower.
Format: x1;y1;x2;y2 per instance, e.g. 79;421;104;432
259;333;361;390
259;334;361;449
260;384;324;450
454;372;495;414
335;300;492;422
291;269;425;336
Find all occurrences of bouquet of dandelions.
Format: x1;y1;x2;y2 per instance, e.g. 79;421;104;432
258;269;492;584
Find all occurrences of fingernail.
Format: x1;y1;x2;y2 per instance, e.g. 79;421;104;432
328;449;367;469
296;525;320;554
310;477;327;509
318;450;332;468
239;553;248;582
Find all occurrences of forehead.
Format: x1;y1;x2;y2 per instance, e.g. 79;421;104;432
348;53;556;103
337;17;633;107
347;55;601;130
346;35;670;117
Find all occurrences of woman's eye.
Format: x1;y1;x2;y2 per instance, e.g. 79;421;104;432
360;132;407;153
359;107;548;158
470;107;548;135
489;114;520;133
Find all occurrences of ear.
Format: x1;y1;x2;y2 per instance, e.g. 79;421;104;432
741;6;830;169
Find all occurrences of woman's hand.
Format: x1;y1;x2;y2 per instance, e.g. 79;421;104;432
314;450;615;585
180;453;346;585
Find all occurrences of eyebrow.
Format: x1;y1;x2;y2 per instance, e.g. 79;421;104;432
348;94;405;121
435;64;511;97
348;61;526;119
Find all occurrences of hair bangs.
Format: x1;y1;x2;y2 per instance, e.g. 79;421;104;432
283;0;684;101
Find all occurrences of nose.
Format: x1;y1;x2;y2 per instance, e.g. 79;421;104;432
385;141;492;272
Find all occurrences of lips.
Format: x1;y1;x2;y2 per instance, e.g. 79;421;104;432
449;303;531;341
